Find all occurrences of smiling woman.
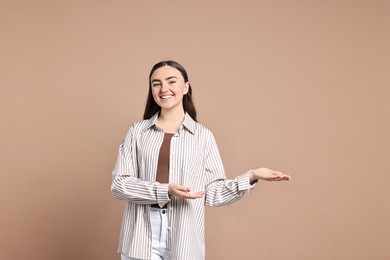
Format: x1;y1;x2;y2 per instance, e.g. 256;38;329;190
150;66;189;132
143;61;196;123
110;60;291;260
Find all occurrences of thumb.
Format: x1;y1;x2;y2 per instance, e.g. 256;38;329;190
180;186;191;192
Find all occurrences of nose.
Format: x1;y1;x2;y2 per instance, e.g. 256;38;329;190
161;82;169;92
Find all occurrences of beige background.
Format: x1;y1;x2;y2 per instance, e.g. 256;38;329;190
1;1;389;259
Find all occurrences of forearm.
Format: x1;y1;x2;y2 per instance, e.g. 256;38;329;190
205;171;256;207
111;174;170;207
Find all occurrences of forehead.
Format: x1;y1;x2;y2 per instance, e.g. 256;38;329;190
150;65;183;80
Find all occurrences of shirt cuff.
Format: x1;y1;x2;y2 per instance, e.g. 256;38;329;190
156;183;171;207
237;170;258;192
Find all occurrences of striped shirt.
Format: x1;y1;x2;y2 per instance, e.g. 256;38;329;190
111;113;256;260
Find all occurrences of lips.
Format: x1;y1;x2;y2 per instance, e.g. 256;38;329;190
160;95;174;99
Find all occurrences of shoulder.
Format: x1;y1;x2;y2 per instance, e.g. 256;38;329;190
124;117;155;138
193;121;212;135
183;113;214;138
131;119;151;130
191;121;217;144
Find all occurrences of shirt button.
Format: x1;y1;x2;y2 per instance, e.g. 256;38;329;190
162;210;166;214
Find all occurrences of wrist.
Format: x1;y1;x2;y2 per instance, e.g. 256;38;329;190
249;169;258;183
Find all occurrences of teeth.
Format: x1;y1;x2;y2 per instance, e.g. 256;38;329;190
161;95;173;99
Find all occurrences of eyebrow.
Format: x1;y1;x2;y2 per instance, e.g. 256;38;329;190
151;76;178;83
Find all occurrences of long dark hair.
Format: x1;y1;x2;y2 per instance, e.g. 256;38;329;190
143;60;197;122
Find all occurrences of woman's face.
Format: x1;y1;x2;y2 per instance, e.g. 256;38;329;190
150;65;189;112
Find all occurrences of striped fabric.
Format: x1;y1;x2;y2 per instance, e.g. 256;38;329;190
111;113;256;260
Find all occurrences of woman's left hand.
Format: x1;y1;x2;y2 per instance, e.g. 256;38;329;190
249;168;291;182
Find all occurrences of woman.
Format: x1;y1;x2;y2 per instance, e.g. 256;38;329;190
111;60;291;260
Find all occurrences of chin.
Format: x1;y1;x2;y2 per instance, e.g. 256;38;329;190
160;103;182;111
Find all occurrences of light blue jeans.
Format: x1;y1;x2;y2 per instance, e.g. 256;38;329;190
121;207;170;260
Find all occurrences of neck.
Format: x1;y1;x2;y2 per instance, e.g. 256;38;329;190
159;106;185;122
157;106;185;133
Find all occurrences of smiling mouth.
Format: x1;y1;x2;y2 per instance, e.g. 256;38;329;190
160;95;174;99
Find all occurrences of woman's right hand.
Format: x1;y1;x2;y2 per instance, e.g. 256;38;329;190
168;183;205;199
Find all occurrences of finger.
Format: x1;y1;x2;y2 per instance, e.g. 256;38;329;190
266;175;286;181
180;193;196;199
182;191;205;199
193;191;205;198
275;175;291;181
273;171;287;177
279;173;291;180
272;171;290;179
279;172;291;180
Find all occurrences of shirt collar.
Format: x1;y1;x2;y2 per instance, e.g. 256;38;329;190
143;112;196;135
143;113;159;131
181;113;196;135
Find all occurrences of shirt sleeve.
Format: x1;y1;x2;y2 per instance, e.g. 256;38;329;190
204;132;257;207
111;126;170;207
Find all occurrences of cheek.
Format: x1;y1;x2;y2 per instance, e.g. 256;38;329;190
175;85;187;95
151;88;159;97
151;90;160;102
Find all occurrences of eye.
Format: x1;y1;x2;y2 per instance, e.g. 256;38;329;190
152;82;161;87
168;80;176;85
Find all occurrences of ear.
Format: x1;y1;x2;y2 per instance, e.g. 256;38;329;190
184;82;190;95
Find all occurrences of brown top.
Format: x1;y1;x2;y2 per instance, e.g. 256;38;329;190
155;133;174;183
151;133;174;208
